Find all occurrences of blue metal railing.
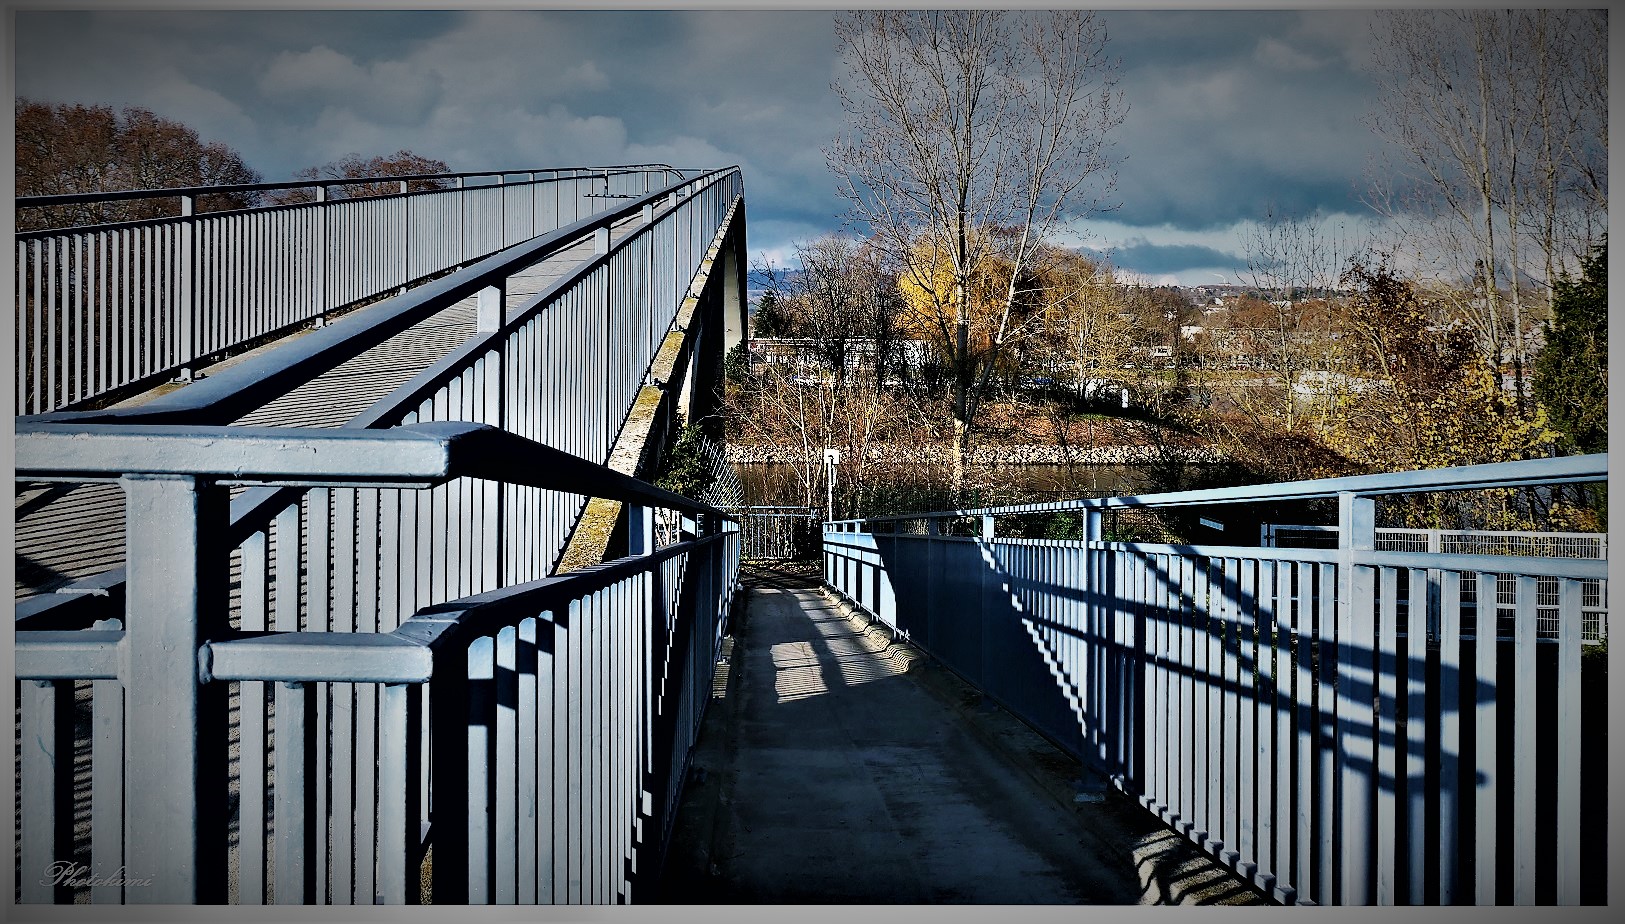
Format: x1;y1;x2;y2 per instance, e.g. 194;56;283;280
14;165;692;414
824;454;1608;906
15;422;739;903
19;167;745;625
14;165;748;905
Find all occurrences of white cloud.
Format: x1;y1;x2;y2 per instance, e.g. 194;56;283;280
260;45;442;123
562;61;610;93
1254;37;1323;72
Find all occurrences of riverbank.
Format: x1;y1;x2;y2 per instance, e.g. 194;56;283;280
726;442;1225;465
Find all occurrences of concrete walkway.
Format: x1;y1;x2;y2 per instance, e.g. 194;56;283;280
658;562;1267;906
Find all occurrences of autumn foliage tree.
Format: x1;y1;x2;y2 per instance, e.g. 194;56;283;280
1320;258;1552;477
15;99;262;230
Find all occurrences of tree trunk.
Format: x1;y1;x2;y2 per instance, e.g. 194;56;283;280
951;414;970;502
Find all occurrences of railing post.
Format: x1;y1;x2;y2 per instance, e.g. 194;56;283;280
120;474;231;903
312;185;330;327
477;279;505;334
177;193;198;382
628;505;654;556
400;179;412;287
1084;508;1105;768
1336;491;1376;904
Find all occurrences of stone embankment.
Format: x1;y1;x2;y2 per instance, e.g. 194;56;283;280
726;443;1225;466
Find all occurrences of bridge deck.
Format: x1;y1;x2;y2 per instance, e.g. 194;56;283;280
14;214;646;601
658;563;1265;905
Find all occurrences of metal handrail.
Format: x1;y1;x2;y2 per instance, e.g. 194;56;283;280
12;419;732;519
829;453;1610;526
14;163;687;214
196;529;732;686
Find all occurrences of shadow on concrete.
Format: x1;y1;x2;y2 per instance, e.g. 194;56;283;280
657;562;1266;905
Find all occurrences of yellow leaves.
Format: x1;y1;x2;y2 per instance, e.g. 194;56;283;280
894;234;1015;348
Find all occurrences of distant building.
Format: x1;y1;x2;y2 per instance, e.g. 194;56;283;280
749;337;934;372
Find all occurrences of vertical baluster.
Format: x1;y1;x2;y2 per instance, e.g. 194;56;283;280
1473;570;1498;904
239;529;270;904
589;591;605;903
495;624;519;904
1554;577;1581;903
72;232;84;402
1376;566;1399;903
1208;558;1226;856
1156;552;1173;822
46;236;57;410
1192;556;1211;844
1272;560;1293;902
304;490;331;899
19;679;74;903
264;500;303;902
19;240;29;413
1406;568;1429;904
1175;554;1193;838
465;634;494;904
90;624;126;904
1251;559;1272;888
1436;570;1463;903
613;581;629;901
1310;562;1334;904
120;475;230;903
95;229;106;395
329;488;357;902
565;597;584;904
354;489;380;904
1512;573;1538;904
552;603;570;903
118;228;130;391
374;682;415;904
1293;560;1319;903
1235;557;1255;874
517;617;540;902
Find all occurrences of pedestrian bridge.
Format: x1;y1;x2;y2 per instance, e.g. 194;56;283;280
11;166;1609;907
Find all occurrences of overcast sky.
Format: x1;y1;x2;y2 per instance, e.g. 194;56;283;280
12;5;1451;284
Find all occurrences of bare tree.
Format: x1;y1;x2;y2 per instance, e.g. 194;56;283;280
1242;206;1358;429
828;9;1125;496
737;234;920;517
1365;9;1607;398
768;235;906;386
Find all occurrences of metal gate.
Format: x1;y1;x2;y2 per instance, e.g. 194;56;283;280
734;505;819;560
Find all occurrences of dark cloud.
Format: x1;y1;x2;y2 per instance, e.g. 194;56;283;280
12;8;1405;283
1084;241;1247;277
1103;10;1383;231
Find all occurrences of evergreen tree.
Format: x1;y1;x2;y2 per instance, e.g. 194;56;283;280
752;290;791;338
1533;239;1608;455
